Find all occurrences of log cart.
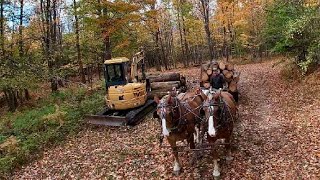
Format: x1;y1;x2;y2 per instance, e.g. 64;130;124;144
200;61;240;102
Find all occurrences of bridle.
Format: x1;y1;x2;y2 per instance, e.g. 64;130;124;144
203;90;234;130
157;96;186;132
157;93;206;133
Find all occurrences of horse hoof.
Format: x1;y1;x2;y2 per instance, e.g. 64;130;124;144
213;170;221;178
226;156;233;162
173;170;181;176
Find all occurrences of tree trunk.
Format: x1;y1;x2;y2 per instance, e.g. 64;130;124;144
6;89;18;112
73;0;86;84
182;15;190;66
159;30;168;70
0;0;5;56
104;33;111;60
200;0;214;60
155;29;162;71
24;89;30;100
19;0;24;57
177;7;186;67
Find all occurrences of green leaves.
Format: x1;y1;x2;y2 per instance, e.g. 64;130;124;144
264;1;320;73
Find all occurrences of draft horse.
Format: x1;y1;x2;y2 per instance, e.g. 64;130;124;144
202;89;237;178
154;88;206;175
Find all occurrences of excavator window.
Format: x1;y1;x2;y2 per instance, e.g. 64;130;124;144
105;63;126;87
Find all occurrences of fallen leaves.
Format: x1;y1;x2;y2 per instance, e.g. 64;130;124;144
11;60;320;179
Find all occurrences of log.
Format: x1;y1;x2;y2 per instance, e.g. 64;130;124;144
151;81;180;90
219;61;226;70
202;64;210;71
222;70;229;76
225;77;233;83
148;72;180;83
201;73;209;82
148;87;184;99
224;70;234;79
210;63;219;70
233;71;240;83
229;80;237;92
226;63;234;71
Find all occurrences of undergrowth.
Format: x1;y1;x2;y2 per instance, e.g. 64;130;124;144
280;61;303;82
0;86;105;177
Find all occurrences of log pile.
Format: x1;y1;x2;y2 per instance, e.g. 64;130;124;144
148;72;186;98
201;61;240;93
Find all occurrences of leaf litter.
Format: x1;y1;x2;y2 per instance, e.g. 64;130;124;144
12;60;320;179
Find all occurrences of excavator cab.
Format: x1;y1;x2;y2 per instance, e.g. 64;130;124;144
103;56;148;111
104;57;129;87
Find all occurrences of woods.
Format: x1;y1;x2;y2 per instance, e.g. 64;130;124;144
0;0;319;177
0;0;319;111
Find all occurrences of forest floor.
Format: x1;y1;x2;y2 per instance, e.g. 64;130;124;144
12;59;320;179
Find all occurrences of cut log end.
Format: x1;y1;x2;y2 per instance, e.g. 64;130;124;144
219;61;226;70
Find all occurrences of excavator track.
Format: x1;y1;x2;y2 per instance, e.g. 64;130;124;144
85;99;156;126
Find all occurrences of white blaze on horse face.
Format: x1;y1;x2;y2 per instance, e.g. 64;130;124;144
202;89;210;96
208;106;217;137
162;118;170;136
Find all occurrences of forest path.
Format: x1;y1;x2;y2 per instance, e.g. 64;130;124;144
13;60;320;179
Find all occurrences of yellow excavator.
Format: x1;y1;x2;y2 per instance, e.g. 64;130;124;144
86;50;156;126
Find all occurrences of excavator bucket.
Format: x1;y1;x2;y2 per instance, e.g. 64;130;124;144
85;99;156;126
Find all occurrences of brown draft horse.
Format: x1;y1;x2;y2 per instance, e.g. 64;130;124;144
202;89;237;178
154;88;206;175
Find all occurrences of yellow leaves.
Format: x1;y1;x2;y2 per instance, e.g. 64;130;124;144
115;39;130;50
145;10;157;18
0;136;19;155
233;19;248;28
101;1;140;13
212;0;266;47
42;104;66;127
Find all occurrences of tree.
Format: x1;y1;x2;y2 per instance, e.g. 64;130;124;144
264;0;320;73
0;0;5;56
200;0;214;59
73;0;85;83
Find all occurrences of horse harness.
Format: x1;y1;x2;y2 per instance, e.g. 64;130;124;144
203;92;235;130
157;94;206;134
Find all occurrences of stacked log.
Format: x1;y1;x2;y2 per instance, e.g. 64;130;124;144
200;61;240;93
148;72;180;83
151;81;180;91
148;72;186;98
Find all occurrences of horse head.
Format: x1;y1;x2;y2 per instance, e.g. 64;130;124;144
154;92;181;137
203;89;223;137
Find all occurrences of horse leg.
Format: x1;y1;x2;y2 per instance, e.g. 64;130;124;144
188;133;197;165
168;140;182;175
211;147;221;178
198;122;206;158
225;124;234;162
194;125;200;144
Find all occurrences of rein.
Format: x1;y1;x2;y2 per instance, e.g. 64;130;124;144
157;94;206;134
205;92;235;130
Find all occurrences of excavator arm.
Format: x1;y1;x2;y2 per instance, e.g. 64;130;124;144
130;50;145;82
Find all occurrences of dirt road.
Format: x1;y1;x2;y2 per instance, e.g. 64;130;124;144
13;60;320;179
